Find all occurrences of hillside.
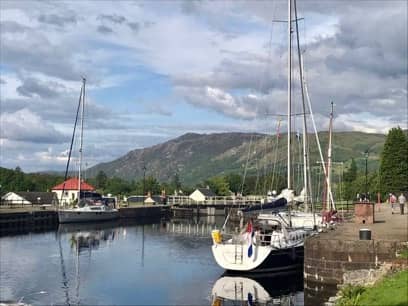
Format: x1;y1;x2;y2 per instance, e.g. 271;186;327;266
86;131;386;185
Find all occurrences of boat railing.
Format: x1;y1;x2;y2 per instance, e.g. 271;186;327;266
255;231;283;246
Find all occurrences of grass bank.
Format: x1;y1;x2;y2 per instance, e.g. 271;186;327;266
336;269;408;306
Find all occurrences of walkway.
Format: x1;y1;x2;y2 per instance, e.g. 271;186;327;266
329;203;407;241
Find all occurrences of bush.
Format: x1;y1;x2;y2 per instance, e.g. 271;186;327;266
336;285;365;306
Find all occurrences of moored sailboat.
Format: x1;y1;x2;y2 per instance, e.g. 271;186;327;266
58;78;118;224
211;0;322;272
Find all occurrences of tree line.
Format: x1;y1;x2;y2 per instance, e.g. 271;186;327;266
1;127;406;201
342;127;407;201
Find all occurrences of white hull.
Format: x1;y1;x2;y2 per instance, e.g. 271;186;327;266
58;209;119;223
211;228;306;272
212;243;274;272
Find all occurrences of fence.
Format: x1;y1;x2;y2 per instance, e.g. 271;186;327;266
167;195;265;206
0;200;55;209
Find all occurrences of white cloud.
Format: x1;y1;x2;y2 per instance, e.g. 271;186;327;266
0;108;67;143
0;0;406;172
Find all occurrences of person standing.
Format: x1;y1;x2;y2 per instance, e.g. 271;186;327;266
398;193;406;215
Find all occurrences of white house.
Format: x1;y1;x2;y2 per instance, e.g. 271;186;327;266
52;177;95;205
1;192;58;206
189;188;216;202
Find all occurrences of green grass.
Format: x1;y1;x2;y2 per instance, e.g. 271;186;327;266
336;270;408;306
397;248;408;259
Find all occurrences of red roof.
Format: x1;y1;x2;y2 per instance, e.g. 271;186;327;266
52;178;95;191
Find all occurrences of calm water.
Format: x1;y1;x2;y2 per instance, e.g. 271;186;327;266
0;217;311;305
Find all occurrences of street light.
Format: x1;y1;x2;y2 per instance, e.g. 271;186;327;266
364;149;369;201
142;164;147;205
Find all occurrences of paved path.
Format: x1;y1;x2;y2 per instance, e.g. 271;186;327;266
324;203;407;241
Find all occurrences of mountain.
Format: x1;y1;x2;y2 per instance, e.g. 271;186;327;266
86;131;386;185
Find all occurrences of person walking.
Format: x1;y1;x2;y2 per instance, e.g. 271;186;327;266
398;193;406;215
390;193;397;214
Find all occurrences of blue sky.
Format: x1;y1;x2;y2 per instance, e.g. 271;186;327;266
0;0;407;172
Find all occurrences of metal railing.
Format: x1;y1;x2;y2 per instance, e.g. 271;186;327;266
167;195;265;206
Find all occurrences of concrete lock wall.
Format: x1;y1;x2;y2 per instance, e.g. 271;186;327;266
304;236;405;285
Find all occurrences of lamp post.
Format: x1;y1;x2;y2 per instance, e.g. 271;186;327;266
364;150;369;201
142;164;146;205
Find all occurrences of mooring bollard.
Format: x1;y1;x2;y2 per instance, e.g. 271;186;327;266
359;228;371;240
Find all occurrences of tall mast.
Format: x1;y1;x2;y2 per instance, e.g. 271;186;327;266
294;0;310;212
287;0;292;190
326;102;334;210
78;78;86;200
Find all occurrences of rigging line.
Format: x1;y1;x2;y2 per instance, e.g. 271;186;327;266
78;78;86;200
240;136;253;197
269;119;281;191
254;156;260;195
60;84;83;207
302;69;335;208
250;0;278;197
262;132;272;195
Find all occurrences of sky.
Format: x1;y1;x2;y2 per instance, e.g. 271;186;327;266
0;0;407;173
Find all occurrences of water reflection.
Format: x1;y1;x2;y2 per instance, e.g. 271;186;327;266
58;222;117;254
1;217;316;305
211;271;304;306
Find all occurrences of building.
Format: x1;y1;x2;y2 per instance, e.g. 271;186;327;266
52;178;95;205
1;191;58;206
189;188;216;202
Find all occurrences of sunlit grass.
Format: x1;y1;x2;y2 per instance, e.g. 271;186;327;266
336;270;408;306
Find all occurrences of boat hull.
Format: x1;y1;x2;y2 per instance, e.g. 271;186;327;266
211;243;303;273
58;210;119;223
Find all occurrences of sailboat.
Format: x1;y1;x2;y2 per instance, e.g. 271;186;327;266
58;78;119;223
211;0;321;272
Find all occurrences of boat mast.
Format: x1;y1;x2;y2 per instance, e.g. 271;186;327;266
293;0;310;212
287;0;292;190
78;77;86;201
326;102;334;210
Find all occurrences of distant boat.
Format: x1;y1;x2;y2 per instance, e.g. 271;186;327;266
58;78;118;224
58;201;118;223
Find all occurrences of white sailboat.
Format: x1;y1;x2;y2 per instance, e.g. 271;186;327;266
58;78;119;224
211;0;321;273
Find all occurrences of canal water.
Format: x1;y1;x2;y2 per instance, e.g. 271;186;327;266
0;217;329;305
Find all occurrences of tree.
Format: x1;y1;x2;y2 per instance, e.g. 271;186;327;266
379;127;408;195
142;176;161;195
225;173;242;194
104;177;132;195
343;158;358;200
95;170;108;190
205;176;230;196
344;159;357;183
171;172;182;192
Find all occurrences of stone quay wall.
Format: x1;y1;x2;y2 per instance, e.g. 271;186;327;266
304;236;407;285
